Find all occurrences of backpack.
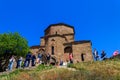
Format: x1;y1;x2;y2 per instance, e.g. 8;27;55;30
26;53;31;60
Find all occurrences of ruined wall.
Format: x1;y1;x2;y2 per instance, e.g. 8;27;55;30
72;42;93;62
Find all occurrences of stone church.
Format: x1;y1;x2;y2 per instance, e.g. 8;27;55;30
30;23;93;63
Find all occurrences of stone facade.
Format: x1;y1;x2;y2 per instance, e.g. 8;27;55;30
30;23;93;63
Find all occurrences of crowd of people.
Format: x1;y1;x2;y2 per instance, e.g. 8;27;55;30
7;52;74;71
8;52;39;71
7;49;119;71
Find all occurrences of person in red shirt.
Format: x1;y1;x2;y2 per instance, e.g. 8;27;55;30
69;53;73;63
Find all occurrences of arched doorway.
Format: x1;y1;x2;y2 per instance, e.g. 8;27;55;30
64;46;72;53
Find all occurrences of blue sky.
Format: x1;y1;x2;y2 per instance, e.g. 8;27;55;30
0;0;120;57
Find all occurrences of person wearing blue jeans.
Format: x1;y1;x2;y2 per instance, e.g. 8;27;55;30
25;52;32;67
31;54;36;66
16;57;22;69
38;53;42;63
8;56;15;71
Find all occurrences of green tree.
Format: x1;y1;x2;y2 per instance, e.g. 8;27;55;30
0;32;29;71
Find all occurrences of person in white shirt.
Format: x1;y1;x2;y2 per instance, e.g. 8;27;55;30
93;49;99;61
8;55;15;71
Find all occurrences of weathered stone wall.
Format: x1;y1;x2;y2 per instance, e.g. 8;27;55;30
45;26;74;36
45;36;67;61
62;53;70;62
30;48;39;54
45;36;64;54
40;38;45;46
30;47;45;55
64;35;74;43
72;42;93;62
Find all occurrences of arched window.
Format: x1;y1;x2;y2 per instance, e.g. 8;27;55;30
64;46;72;53
81;54;85;61
51;46;54;55
51;39;55;45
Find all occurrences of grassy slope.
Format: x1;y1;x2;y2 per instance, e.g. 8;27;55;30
69;59;120;80
1;59;120;80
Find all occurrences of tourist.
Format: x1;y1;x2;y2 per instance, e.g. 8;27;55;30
93;49;99;61
23;59;27;68
8;55;15;71
31;54;36;66
59;59;63;66
69;53;73;63
38;53;42;64
16;56;23;69
47;53;51;65
101;50;106;60
113;50;119;57
25;52;32;67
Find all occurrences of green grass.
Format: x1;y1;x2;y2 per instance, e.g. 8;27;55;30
1;59;120;80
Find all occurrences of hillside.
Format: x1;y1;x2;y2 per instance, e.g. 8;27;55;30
1;59;120;80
